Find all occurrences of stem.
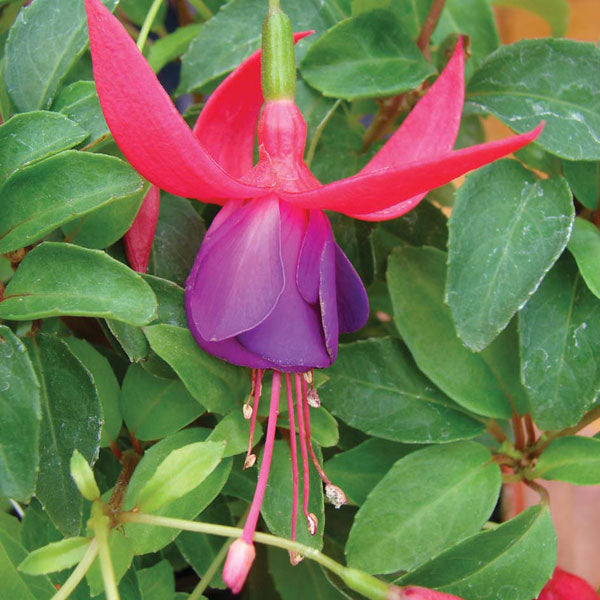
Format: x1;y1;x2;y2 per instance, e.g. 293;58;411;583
92;504;119;600
487;420;508;444
416;0;447;58
305;99;341;168
136;0;163;51
107;450;140;525
51;539;99;600
285;374;299;542
512;413;526;451
524;414;537;447
525;480;550;505
295;373;311;525
188;0;213;20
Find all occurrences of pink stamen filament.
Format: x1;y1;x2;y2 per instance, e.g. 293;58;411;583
245;368;264;462
284;374;299;542
295;373;311;525
302;378;332;486
241;370;281;544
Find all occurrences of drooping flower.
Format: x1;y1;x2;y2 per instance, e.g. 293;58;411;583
85;0;542;593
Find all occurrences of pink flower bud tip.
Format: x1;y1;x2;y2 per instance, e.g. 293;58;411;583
388;586;464;600
222;539;256;594
538;567;598;600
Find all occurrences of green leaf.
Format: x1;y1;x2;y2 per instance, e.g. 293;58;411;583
345;441;501;574
18;537;90;575
0;243;157;325
0;111;87;180
123;429;232;554
301;10;434;100
64;337;122;446
568;217;600;299
321;338;484;443
433;0;499;77
466;39;600;160
0;150;144;253
86;530;134;596
120;363;204;442
0;325;40;501
351;0;432;39
491;0;570;37
147;24;202;73
179;0;345;93
105;320;149;363
387;246;512;419
398;505;556;599
562;159;599;210
137;560;174;600
519;253;600;429
534;436;600;484
295;78;338;152
4;0;117;112
268;546;346;600
148;194;205;287
207;410;262;457
0;529;55;600
143;324;247;414
52;81;109;146
20;499;62;553
261;439;325;549
447;160;574;351
515;142;562;176
143;275;187;328
24;334;102;537
324;438;422;505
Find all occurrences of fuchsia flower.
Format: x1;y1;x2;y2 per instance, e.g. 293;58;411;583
85;0;542;593
537;568;599;600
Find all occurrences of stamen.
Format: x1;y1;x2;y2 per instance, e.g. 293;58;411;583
241;371;281;544
303;369;313;385
294;373;311;532
244;368;264;467
307;387;320;408
243;369;257;419
285;373;302;565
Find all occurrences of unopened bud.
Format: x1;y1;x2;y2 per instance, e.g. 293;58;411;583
70;450;100;501
222;539;256;594
288;551;304;566
325;483;346;509
306;512;318;536
243;453;257;470
303;370;313;385
307;388;320;408
243;402;253;420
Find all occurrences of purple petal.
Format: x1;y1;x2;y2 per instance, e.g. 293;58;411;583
296;210;329;304
319;229;339;362
185;196;284;342
335;243;369;333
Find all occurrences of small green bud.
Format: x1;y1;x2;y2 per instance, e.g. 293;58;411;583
70;449;100;501
261;0;296;100
341;567;390;600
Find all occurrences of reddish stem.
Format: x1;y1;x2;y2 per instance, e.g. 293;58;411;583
295;373;311;524
512;413;526;451
302;378;331;486
285;374;299;542
416;0;447;58
524;414;537;447
242;371;281;543
130;432;143;455
245;369;264;463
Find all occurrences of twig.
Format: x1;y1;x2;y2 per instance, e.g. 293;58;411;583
416;0;447;59
512;413;525;451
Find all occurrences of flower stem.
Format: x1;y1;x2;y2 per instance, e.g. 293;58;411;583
51;539;99;600
118;512;389;599
92;503;119;600
136;0;163;51
305;99;341;168
416;0;447;59
188;0;213;21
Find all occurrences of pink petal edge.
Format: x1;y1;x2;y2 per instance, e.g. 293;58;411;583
124;185;160;273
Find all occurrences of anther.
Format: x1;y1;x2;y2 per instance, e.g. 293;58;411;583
325;483;347;509
307;388;320;408
243;401;253;420
306;512;318;536
243;453;257;470
289;551;304;566
303;370;313;385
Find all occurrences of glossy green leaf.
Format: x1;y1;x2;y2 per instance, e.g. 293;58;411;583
24;334;102;536
19;499;62;553
562;159;599;210
105;320;149;363
295;78;338;153
447;160;573;351
0;326;40;501
466;39;600;160
65;337;122;446
147;24;202;73
346;441;501;574
137;560;174;600
120;363;204;441
519;253;600;429
143;324;247;415
321;338;484;443
52;81;109;145
179;0;345;93
208;410;262;457
568;217;600;299
492;0;569;36
18;537;90;575
324;438;422;505
87;530;134;596
123;429;232;554
515;142;562;176
534;436;600;484
351;0;432;39
0;151;145;253
0;243;157;325
148;194;205;287
301;10;434;99
136;440;224;512
143;275;187;328
387;247;512;418
4;0;117;112
0;111;86;180
261;440;325;549
399;505;556;599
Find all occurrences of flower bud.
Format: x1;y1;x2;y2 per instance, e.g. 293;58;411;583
325;483;347;509
222;539;256;594
70;449;100;501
